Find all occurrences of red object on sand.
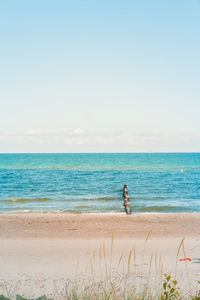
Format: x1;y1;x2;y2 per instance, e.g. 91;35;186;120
179;258;192;262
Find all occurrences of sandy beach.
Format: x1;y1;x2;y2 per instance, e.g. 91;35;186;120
0;213;200;298
0;212;200;238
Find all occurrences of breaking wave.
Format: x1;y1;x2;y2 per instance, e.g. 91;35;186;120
4;197;51;203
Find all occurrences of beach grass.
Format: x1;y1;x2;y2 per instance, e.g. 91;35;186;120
1;274;199;300
0;235;199;300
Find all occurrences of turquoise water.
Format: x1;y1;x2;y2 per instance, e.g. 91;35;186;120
0;153;200;213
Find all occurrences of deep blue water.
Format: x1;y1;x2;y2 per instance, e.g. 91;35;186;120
0;153;200;213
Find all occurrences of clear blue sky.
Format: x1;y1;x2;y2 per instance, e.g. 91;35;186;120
0;0;200;152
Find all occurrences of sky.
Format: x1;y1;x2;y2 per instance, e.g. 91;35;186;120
0;0;200;153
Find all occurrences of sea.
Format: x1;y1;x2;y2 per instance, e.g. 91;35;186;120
0;153;200;214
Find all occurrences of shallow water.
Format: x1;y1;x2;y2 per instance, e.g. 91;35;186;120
0;153;200;213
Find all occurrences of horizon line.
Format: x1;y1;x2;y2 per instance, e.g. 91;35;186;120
0;152;199;154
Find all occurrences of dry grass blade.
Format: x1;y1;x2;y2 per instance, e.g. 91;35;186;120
140;230;152;292
76;256;79;291
159;253;162;273
145;229;152;243
177;238;185;258
117;253;124;272
127;249;132;277
149;253;153;271
99;243;102;280
154;252;158;293
93;250;96;265
175;237;185;279
103;241;108;280
110;232;114;279
110;232;114;258
182;239;191;294
90;257;95;283
133;245;136;288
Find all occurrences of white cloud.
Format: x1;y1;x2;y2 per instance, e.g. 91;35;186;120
24;129;57;136
70;128;85;135
0;129;200;151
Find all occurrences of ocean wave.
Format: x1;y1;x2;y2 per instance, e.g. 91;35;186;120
4;197;51;203
83;196;120;202
0;207;197;214
137;205;191;213
75;205;90;209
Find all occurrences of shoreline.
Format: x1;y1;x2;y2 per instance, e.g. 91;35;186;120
0;210;199;214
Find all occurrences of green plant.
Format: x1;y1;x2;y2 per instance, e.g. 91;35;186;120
160;274;180;300
16;296;51;300
0;296;10;300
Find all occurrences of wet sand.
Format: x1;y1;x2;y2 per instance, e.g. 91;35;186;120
0;212;200;238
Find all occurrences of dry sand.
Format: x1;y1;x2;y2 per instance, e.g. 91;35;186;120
0;213;200;298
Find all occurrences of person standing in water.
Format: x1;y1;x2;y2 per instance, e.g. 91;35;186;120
122;184;132;215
